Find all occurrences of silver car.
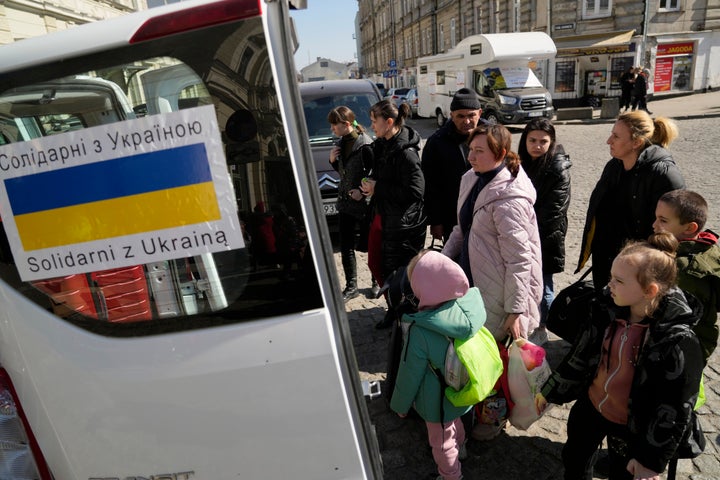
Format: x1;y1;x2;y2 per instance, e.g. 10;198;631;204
383;87;411;106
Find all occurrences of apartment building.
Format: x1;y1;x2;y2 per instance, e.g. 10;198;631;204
0;0;145;44
357;0;720;105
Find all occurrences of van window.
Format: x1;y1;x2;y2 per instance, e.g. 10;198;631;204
0;17;322;336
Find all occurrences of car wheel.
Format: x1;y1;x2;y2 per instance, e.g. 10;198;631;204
484;111;500;125
436;109;445;127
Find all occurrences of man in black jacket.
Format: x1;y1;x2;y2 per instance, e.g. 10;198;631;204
421;88;485;243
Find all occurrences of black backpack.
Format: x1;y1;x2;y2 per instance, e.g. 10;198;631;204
546;268;596;343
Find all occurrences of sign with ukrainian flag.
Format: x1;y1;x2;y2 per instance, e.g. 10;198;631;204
0;105;243;281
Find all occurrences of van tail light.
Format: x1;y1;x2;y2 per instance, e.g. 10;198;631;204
130;0;261;43
0;369;52;479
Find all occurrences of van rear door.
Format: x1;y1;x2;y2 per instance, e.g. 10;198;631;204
0;1;381;478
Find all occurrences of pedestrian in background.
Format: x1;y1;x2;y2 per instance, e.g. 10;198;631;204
631;68;651;114
422;88;485;243
327;105;375;301
576;110;685;291
361;100;426;329
518;118;571;346
619;66;635;112
537;233;704;480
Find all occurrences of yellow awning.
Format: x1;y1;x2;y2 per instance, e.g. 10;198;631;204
555;30;636;57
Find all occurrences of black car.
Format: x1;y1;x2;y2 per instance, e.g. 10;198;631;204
299;79;382;220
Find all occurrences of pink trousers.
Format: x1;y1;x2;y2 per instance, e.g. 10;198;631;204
426;417;465;480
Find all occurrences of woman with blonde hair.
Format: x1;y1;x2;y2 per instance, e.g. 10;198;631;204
577;110;685;291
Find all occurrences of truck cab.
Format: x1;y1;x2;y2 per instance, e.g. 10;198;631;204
473;65;554;124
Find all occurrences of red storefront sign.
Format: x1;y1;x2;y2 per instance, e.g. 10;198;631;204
654;57;674;92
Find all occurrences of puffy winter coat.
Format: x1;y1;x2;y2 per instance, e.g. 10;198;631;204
521;145;571;274
421;120;471;233
443;166;543;340
576;145;685;285
541;288;704;475
390;287;485;423
371;126;426;276
332;131;373;218
677;231;720;362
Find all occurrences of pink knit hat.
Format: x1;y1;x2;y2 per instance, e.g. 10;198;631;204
409;251;469;310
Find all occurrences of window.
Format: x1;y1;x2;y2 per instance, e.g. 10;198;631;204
583;0;611;19
0;17;322;336
450;19;456;49
439;24;445;52
659;0;680;11
555;61;576;92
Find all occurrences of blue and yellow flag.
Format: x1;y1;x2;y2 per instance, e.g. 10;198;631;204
5;143;220;251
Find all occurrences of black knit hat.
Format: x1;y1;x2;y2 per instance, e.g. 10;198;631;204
450;88;481;111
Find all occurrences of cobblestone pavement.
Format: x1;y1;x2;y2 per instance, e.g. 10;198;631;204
337;92;720;479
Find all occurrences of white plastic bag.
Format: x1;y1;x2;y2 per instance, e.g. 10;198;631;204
507;338;552;430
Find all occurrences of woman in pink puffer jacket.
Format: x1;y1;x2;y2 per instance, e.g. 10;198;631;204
443;124;543;342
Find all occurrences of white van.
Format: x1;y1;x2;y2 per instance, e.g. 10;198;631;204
0;1;382;478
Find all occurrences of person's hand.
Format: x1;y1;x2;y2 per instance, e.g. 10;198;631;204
348;188;363;201
430;225;444;241
397;412;407;419
360;177;375;197
534;393;547;416
504;313;522;339
626;458;660;480
329;146;340;164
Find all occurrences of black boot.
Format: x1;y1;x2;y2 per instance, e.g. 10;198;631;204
375;308;396;329
341;250;359;302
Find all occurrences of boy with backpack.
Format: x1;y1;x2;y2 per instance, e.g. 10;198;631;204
653;189;720;363
390;250;500;480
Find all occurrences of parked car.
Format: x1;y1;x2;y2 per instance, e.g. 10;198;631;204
402;87;419;118
383;87;411;106
375;82;387;98
299;79;382;219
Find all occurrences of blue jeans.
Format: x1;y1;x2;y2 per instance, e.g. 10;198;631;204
540;273;554;327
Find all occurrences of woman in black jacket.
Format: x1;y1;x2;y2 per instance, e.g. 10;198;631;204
327;106;374;301
577;110;685;291
519;118;571;346
361;100;425;328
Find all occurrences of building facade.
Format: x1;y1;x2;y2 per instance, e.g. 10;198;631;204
300;58;358;82
0;0;145;45
357;0;720;106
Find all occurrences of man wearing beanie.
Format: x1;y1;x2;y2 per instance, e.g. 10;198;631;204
422;88;485;243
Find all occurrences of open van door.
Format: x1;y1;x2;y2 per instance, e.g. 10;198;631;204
0;1;382;478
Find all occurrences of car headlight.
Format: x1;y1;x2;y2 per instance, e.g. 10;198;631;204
497;94;517;106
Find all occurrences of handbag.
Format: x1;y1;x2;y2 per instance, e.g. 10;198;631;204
546;267;595;343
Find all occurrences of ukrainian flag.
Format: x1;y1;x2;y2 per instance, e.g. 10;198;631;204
5;143;220;251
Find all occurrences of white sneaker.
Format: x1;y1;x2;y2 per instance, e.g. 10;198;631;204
529;326;549;346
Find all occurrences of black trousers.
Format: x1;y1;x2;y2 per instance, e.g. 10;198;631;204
563;395;633;480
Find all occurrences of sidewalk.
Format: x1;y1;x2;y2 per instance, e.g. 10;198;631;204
555;89;720;124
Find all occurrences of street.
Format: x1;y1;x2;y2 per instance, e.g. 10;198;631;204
340;113;720;479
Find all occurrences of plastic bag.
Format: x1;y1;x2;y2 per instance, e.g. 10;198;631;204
445;326;503;407
507;338;552;430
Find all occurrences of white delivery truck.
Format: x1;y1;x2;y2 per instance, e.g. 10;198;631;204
417;32;557;126
0;0;384;478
